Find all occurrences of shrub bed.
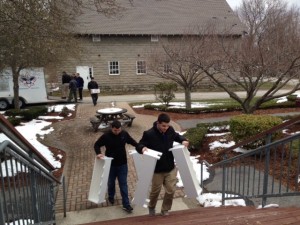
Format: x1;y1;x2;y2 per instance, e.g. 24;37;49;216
5;106;48;122
183;126;208;152
229;114;283;149
143;100;296;114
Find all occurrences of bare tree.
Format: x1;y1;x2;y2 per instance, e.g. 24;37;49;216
0;0;132;109
0;1;76;109
147;36;214;109
196;0;300;113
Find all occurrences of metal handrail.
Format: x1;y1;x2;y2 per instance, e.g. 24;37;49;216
0;115;65;224
0;140;60;183
202;132;300;207
0;114;55;170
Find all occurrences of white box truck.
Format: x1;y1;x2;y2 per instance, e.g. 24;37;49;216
0;67;49;110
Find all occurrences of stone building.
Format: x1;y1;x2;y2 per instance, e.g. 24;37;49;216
49;0;245;91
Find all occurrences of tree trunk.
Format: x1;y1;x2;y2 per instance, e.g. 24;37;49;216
12;69;20;110
242;106;254;114
184;88;192;110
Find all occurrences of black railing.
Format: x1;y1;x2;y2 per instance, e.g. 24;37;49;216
201;121;300;207
0;115;64;225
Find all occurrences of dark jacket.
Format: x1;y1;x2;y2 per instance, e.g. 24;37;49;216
136;122;187;173
62;73;71;84
88;80;99;90
69;79;77;90
94;130;138;167
76;76;84;88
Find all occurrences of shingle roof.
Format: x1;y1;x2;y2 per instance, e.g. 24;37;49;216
75;0;246;36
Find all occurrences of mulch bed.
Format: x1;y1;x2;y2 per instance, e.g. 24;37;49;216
133;107;300;121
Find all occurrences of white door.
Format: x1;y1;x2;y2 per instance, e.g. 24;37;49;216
76;66;93;89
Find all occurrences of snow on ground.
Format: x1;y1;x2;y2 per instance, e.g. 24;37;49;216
197;193;246;207
7;98;297;208
133;102;224;109
132;94;295;109
276;91;300;103
0;104;75;173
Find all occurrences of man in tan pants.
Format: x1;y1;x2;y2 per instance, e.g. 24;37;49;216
61;71;71;99
136;113;189;216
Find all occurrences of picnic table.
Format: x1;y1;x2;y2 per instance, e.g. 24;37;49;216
90;107;136;132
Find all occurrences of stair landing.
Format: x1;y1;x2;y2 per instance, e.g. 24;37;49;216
81;206;300;225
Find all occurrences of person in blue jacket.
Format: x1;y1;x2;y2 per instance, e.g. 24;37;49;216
75;73;84;100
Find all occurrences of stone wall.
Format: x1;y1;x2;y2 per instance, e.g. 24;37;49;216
46;36;166;91
45;35;239;92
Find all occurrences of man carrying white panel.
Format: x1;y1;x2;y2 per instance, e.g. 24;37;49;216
94;120;138;213
136;113;189;216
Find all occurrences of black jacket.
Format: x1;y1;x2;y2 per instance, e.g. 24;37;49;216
136;122;187;173
62;73;71;84
94;130;137;167
88;80;98;89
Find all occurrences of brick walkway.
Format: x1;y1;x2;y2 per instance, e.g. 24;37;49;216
52;102;185;213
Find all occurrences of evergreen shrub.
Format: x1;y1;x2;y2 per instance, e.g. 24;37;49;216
154;82;177;106
183;126;208;152
7;117;21;126
5;106;48;121
286;94;298;102
21;106;48;121
230;114;282;149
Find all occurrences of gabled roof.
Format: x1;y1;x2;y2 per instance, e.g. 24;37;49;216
75;0;246;36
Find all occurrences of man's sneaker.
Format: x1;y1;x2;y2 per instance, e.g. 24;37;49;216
148;207;156;216
161;210;169;216
122;205;133;213
108;198;114;205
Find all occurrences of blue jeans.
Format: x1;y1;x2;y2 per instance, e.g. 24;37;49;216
107;164;130;207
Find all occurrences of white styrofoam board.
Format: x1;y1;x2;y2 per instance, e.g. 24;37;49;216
143;148;163;159
170;145;202;198
88;157;113;204
130;149;161;207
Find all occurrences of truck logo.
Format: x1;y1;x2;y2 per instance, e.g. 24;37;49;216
19;73;37;88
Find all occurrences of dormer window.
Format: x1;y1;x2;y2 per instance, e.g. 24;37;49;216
92;34;101;42
151;35;159;42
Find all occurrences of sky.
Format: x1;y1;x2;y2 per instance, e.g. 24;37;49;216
226;0;300;10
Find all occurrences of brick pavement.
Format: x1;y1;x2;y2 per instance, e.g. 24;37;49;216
53;102;185;213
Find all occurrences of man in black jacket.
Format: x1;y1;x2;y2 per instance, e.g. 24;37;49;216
87;77;99;106
136;113;189;216
61;71;71;99
94;120;138;213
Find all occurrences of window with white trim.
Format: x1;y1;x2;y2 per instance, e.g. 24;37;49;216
109;61;120;75
136;61;147;75
151;35;159;42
